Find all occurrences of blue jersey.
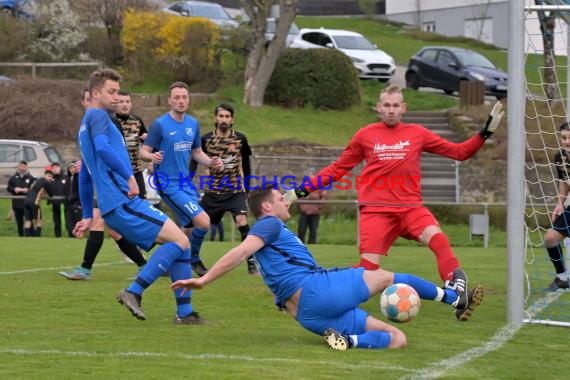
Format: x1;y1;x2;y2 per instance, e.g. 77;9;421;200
144;112;201;191
249;216;325;307
78;108;131;215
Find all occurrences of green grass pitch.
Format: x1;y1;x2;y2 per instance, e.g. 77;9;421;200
1;237;569;379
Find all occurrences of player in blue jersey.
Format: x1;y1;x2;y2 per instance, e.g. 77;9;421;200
74;69;207;325
141;82;223;277
172;185;484;350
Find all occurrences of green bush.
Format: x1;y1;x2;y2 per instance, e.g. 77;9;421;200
265;48;361;110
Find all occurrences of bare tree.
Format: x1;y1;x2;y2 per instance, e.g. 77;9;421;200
241;0;298;107
72;0;157;65
467;0;492;42
536;0;561;102
414;0;422;28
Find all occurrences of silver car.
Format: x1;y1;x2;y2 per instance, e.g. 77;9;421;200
163;1;238;29
0;139;64;194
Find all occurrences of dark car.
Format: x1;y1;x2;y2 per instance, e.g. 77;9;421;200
405;46;507;99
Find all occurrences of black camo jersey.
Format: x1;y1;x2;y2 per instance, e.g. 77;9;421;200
197;130;252;194
554;149;570;181
113;113;147;173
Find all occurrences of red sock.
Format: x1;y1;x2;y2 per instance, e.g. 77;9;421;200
428;233;459;282
353;257;380;271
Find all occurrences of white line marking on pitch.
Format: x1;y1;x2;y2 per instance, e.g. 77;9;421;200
0;348;414;372
0;261;126;275
399;292;562;380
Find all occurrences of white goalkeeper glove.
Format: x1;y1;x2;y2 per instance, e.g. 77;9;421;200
480;101;505;140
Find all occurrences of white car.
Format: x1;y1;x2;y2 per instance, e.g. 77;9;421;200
290;28;396;81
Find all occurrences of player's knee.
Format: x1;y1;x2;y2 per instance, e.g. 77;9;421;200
389;331;407;349
544;231;561;247
174;233;191;250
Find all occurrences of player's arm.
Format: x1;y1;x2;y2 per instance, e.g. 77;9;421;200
78;163;94;219
424;102;504;160
141;121;164;163
286;134;364;203
171;235;264;293
240;133;252;182
191;147;223;170
138;117;148;141
552;181;570;221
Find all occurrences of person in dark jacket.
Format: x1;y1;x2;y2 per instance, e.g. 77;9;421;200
65;160;82;237
24;169;54;237
50;162;67;237
7;160;35;236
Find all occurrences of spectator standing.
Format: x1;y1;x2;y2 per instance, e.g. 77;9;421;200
65;160;82;237
297;169;328;244
50;162;67;237
7;160;35;236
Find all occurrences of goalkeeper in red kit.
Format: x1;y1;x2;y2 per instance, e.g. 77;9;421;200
287;85;503;321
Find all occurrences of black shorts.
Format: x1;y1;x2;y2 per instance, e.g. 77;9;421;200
200;192;248;225
24;203;40;221
553;207;570;236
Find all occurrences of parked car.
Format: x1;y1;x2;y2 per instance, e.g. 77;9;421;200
290;28;396;81
0;139;64;194
265;18;299;47
163;1;238;29
405;46;508;99
0;0;34;19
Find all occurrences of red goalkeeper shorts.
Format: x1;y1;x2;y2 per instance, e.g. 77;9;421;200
359;206;439;255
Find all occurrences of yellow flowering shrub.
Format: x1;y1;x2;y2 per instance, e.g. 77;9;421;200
122;10;222;88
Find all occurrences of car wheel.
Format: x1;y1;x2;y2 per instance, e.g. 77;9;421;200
377;78;390;83
444;89;454;95
405;72;420;90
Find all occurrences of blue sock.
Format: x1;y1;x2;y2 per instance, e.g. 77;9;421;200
190;227;208;264
127;242;183;295
349;331;391;349
393;273;456;304
169;248;193;317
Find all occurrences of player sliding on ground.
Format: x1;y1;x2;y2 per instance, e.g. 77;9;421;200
287;85;503;321
171;185;484;350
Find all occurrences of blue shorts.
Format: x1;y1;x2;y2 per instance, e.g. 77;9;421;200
296;267;370;336
159;187;204;228
103;197;168;251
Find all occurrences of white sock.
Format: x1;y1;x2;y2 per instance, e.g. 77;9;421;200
434;287;444;302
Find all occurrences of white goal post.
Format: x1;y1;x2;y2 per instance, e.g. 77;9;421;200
510;0;570;328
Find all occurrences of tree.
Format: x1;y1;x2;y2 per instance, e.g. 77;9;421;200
72;0;157;65
25;0;86;61
536;0;561;102
241;0;298;107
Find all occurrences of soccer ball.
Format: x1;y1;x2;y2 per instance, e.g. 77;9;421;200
380;283;421;323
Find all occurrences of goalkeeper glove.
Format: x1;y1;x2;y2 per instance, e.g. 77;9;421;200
479;101;505;140
284;187;310;204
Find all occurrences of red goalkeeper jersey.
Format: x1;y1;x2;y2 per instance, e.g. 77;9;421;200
308;122;485;209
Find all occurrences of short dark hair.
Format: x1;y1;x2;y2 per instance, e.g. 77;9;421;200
88;68;122;94
168;81;189;97
118;91;131;98
248;184;276;219
51;162;61;167
215;103;234;117
44;170;54;176
560;122;570;131
19;160;27;165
